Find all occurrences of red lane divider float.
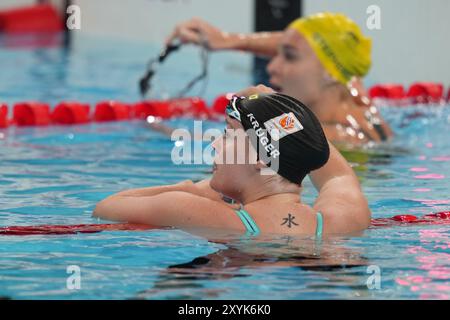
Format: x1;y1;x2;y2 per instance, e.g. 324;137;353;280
13;102;51;126
0;104;8;128
407;82;444;104
370;211;450;228
1;96;228;128
0;223;161;236
94;101;132;122
208;94;232;121
172;97;210;119
0;212;448;236
134;97;211;120
369;82;449;106
0;4;63;33
134;101;178;119
369;84;405;100
212;94;233;115
51;102;90;125
1;83;449;128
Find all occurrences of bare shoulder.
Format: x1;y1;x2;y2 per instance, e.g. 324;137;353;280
315;190;371;234
319;200;371;234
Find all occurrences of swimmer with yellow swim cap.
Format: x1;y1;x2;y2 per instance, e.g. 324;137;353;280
166;13;393;144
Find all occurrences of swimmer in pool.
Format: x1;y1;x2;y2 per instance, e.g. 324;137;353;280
165;12;393;144
94;90;371;237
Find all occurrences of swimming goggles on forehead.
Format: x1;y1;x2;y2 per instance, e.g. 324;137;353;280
225;96;244;122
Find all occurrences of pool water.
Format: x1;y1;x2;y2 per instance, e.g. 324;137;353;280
0;35;449;300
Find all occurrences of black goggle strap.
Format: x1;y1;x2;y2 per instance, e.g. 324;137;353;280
139;32;210;99
175;33;209;98
139;42;182;98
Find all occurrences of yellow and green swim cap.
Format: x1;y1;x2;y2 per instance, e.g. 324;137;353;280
289;12;372;84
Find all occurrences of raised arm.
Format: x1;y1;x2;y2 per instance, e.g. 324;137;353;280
309;142;371;232
165;17;282;57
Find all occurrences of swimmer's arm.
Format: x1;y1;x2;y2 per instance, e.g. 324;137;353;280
227;32;283;57
109;180;196;197
308;142;371;232
147;121;207;141
166;18;282;57
147;121;176;136
98;180;222;201
93;191;243;231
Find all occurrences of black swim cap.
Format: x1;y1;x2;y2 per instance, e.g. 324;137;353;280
226;93;330;185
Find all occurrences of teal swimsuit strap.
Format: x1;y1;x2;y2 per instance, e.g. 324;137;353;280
315;211;323;238
235;207;260;236
235;208;322;238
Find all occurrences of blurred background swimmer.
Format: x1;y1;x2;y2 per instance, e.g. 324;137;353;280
165;12;393;144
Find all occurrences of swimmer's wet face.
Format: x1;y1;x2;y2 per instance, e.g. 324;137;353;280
210;116;259;200
267;13;372;109
267;29;327;107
